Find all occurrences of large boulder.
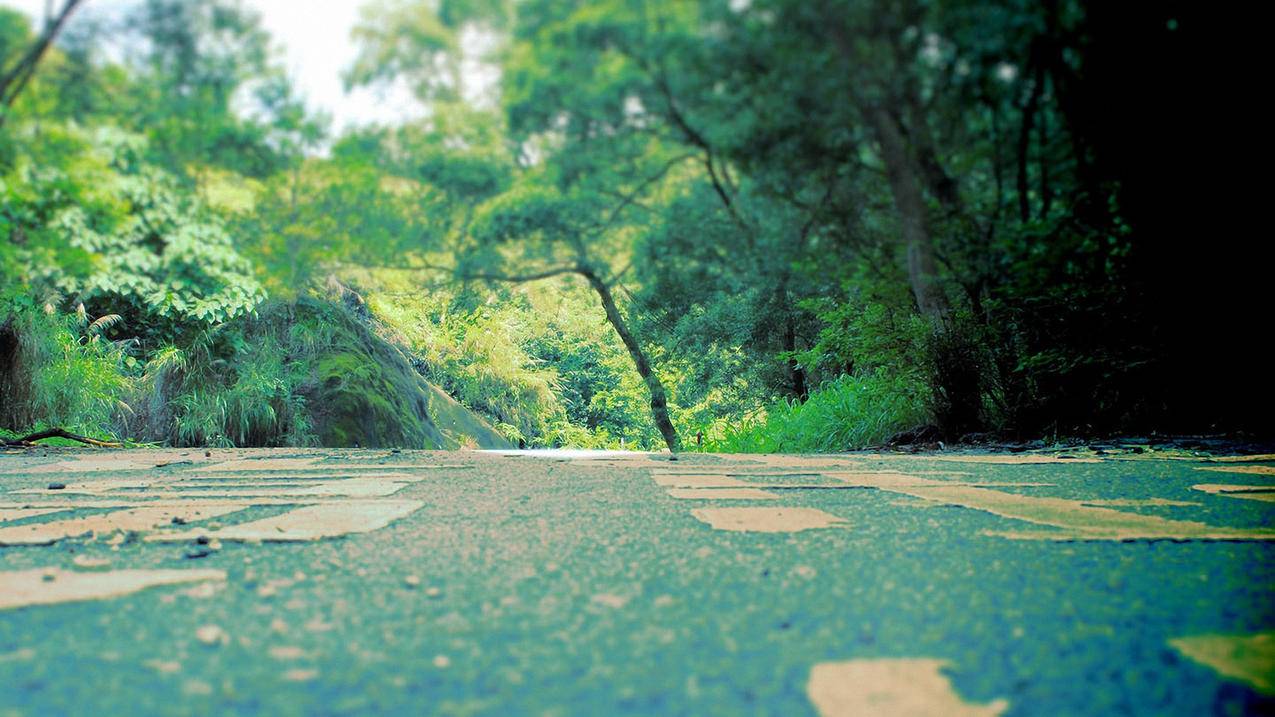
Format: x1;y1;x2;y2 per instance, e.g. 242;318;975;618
293;298;510;449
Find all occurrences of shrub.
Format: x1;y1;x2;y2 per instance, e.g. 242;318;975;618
698;372;930;453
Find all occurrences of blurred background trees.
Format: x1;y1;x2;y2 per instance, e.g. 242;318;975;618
2;0;1266;450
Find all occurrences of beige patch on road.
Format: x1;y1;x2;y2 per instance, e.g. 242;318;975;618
825;472;1275;541
667;488;780;500
149;500;424;542
0;507;67;521
807;658;1007;717
0;568;225;611
1209;454;1275;463
21;458;172;474
1191;484;1275;503
152;476;419;499
194;458;322;472
1169;632;1275;694
690;507;846;533
0;505;247;546
927;454;1099;465
13;478;162;495
1198;465;1275;477
655;471;1047;491
1080;498;1201;507
653;473;756;488
13;474;420;500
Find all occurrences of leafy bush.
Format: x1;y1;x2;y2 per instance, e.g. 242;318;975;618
697;373;930;453
0;300;134;440
3;124;264;339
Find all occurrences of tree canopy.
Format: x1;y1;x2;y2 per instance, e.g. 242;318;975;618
1;0;1267;450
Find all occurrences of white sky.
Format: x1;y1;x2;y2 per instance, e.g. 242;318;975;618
3;0;423;130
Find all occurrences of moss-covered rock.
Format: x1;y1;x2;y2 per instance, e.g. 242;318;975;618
285;298;510;449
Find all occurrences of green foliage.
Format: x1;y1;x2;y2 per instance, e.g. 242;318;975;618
698;373;930;454
162;320;312;448
0;302;133;440
3;124;265;335
3;0;1249;451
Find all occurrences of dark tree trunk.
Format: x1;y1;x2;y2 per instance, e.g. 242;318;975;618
0;0;87;126
579;269;682;454
783;311;807;401
863;105;948;321
1017;63;1044;223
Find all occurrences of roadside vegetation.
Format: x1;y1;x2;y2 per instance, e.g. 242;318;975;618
2;1;1265;452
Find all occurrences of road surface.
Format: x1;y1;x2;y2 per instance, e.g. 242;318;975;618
1;447;1272;715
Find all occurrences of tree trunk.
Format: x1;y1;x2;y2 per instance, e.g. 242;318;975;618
579;269;682;453
863;105;948;320
864;103;985;438
0;0;86;127
1017;62;1044;223
781;296;807;401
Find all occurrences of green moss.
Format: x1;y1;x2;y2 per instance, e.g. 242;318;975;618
294;298;508;449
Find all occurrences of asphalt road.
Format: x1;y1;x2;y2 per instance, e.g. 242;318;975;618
0;447;1272;716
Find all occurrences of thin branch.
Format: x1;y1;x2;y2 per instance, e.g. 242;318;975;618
0;0;87;124
3;428;121;448
586;152;696;235
450;264;582;285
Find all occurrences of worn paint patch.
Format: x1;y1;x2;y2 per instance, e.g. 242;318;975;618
194;458;322;472
12;478;159;495
1210;454;1275;463
807;658;1007;717
0;568;225;611
652;474;756;488
742;455;872;470
1198;465;1275;477
666;488;781;500
13;474;419;499
22;458;172;474
690;507;846;533
146;477;418;499
1169;632;1275;694
0;505;248;546
1191;484;1275;503
1080;498;1201;507
149;500;424;542
927;454;1099;465
825;472;1275;541
0;507;67;522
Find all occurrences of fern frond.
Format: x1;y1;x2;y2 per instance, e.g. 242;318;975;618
88;313;124;335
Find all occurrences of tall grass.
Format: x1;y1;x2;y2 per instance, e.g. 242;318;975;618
367;291;566;444
161;307;316;447
0;306;133;440
698;373;930;453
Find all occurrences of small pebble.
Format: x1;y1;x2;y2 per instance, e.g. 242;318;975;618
182;679;213;696
195;625;228;646
403;575;421;588
425;586;442;598
433;655;451;669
